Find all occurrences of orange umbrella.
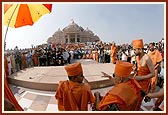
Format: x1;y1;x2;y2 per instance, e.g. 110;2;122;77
4;4;52;28
4;4;52;41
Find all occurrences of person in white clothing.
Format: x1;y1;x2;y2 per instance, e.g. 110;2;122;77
7;53;12;75
10;52;16;74
121;49;128;62
130;49;136;64
62;49;69;64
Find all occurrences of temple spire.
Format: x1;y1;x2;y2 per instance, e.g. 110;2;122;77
70;19;74;24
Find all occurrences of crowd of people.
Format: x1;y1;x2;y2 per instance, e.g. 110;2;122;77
4;38;164;111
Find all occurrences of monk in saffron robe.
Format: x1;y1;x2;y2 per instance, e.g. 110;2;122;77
32;50;39;66
132;39;155;92
89;50;94;60
21;52;27;69
148;43;163;92
82;53;86;59
110;43;117;64
132;38;155;109
95;50;99;62
94;61;143;111
55;62;95;111
4;72;24;111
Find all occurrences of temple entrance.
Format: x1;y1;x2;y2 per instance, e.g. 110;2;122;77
70;38;75;43
69;34;75;43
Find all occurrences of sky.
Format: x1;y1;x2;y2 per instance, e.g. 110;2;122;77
3;2;165;50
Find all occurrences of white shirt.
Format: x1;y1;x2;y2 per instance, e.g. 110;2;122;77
121;52;127;61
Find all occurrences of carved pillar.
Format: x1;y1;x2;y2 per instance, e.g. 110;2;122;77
68;34;70;44
75;34;77;43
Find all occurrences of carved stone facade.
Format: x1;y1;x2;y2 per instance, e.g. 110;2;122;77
47;20;100;44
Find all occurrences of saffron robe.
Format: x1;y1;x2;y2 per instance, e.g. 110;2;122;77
148;49;163;92
32;52;39;66
21;54;27;69
136;56;151;93
98;79;142;111
111;45;117;64
55;80;95;111
95;51;99;62
4;72;24;111
82;54;86;59
134;56;151;110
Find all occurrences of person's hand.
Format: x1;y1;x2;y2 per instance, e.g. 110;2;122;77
101;72;112;79
144;95;151;102
132;65;137;72
134;76;143;81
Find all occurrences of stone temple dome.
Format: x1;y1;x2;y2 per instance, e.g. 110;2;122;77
47;19;100;44
63;19;82;33
54;28;63;35
84;27;94;36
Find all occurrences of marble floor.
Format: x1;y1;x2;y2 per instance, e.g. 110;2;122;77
8;84;162;112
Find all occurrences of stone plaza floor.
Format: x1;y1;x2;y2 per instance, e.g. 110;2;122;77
9;84;160;112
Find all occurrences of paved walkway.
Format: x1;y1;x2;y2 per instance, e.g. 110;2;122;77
10;84;114;111
10;84;160;112
6;59;162;112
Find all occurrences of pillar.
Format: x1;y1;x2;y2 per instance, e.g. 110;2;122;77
75;34;77;43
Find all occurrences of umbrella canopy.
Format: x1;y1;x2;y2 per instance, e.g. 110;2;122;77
4;4;52;28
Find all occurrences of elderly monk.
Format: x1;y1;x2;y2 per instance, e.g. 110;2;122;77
94;61;144;111
148;43;163;92
132;38;155;110
55;62;95;111
110;42;117;64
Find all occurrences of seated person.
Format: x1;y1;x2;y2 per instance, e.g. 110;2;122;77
55;62;95;111
94;61;145;111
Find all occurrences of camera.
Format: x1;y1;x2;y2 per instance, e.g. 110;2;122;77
144;96;151;102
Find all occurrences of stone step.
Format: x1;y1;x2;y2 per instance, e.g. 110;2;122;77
8;60;115;91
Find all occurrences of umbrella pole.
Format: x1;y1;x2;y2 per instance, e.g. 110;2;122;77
4;4;19;49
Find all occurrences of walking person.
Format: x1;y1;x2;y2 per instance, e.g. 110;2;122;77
148;43;163;92
132;38;155;109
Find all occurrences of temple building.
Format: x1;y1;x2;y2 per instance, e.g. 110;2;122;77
47;20;100;44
